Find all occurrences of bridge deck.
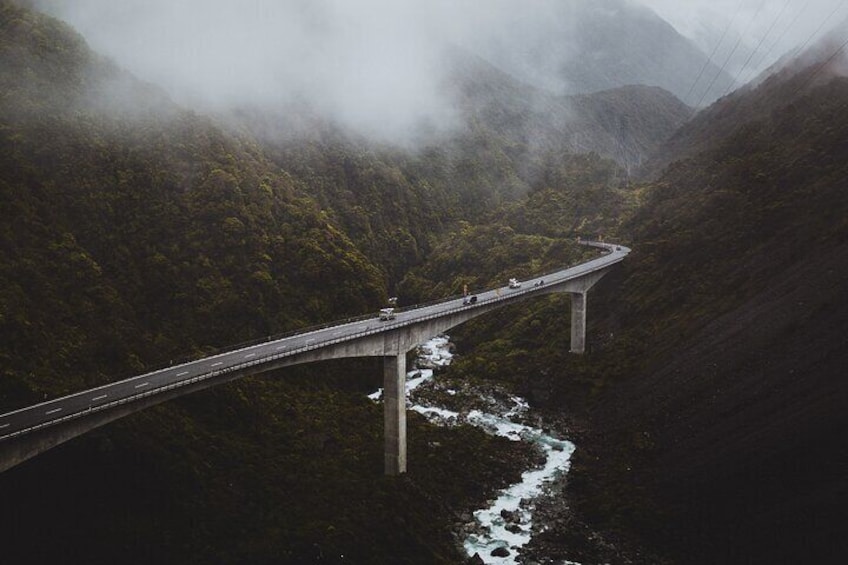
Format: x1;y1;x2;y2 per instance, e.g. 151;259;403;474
0;241;629;442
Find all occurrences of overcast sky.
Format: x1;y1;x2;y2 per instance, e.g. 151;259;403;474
32;0;848;140
33;0;580;140
643;0;848;65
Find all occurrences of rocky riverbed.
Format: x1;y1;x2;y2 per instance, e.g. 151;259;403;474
408;336;658;564
368;335;650;564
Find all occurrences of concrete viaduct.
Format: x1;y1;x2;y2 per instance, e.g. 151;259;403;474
0;241;629;475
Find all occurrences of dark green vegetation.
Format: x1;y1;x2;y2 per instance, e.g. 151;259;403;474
442;38;848;564
386;24;848;565
0;2;674;563
575;58;848;563
3;1;848;564
2;368;540;564
0;3;531;563
0;4;388;402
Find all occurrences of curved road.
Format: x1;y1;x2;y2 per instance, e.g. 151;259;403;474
0;241;629;442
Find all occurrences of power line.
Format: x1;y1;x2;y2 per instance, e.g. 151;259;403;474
790;28;848;98
682;0;746;107
694;0;769;109
723;0;793;95
749;0;811;74
791;0;848;58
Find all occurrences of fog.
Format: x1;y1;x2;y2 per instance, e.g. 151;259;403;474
32;0;848;141
32;0;576;140
642;0;848;79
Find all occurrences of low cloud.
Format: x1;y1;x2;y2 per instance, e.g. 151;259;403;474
33;0;843;142
33;0;583;142
642;0;848;80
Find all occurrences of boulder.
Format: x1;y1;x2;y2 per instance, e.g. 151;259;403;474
491;546;511;558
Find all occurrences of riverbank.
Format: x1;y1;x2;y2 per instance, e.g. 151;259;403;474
400;336;654;564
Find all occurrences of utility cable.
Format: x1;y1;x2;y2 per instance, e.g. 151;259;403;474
723;0;793;95
682;0;746;107
790;28;848;98
791;0;848;59
694;0;769;109
749;0;811;74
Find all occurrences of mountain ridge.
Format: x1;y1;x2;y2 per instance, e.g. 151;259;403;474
565;36;848;563
3;0;847;563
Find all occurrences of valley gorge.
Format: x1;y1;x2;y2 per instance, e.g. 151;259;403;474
2;1;848;563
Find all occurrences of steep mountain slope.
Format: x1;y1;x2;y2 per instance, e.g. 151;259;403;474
0;4;539;563
567;44;848;563
473;0;736;105
564;0;737;105
9;1;845;563
0;1;386;402
640;27;848;179
233;49;691;289
444;49;692;175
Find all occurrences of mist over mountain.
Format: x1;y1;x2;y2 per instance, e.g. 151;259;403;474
548;0;737;104
641;17;848;179
29;0;731;144
543;28;848;564
4;0;848;563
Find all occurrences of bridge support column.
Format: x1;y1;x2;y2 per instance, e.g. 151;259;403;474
570;292;587;354
383;354;407;475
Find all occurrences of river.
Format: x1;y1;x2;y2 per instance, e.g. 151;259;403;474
370;335;580;564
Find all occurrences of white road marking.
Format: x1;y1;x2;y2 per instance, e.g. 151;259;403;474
45;408;62;415
134;382;149;389
92;394;108;401
0;423;9;429
177;371;189;376
244;353;256;358
276;345;287;350
211;362;223;367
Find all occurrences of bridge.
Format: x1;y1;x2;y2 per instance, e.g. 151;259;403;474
0;241;629;475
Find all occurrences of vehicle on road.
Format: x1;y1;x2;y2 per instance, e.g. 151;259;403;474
508;278;522;289
379;308;396;321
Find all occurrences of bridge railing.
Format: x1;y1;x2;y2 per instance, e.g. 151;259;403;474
78;239;625;389
144;240;620;372
1;240;628;440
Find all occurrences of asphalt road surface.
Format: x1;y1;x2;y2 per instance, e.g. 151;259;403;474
0;242;629;441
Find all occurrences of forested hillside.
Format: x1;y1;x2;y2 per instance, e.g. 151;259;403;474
235;49;690;287
0;4;537;562
391;29;848;564
0;2;653;562
546;44;848;564
4;1;848;564
0;1;387;404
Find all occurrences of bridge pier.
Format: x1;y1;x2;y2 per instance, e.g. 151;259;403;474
0;243;628;475
383;354;407;475
570;292;587;354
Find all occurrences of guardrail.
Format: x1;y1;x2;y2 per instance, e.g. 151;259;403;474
0;240;628;441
